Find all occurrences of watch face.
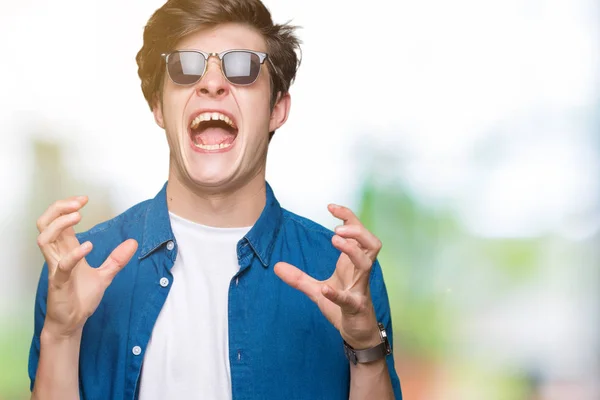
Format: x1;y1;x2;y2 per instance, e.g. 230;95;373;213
378;323;392;355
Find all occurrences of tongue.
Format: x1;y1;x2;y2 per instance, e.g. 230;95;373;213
193;127;236;145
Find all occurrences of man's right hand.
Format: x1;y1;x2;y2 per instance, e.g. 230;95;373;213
36;195;138;339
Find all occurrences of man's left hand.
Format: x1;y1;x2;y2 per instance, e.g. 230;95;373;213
274;204;382;350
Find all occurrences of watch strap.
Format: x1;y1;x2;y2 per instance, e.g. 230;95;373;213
343;323;392;365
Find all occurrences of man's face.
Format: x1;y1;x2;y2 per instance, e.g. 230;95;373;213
153;23;290;191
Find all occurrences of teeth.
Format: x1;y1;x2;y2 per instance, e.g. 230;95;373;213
193;142;233;150
190;112;236;130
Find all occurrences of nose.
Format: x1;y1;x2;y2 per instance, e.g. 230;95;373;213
195;57;229;98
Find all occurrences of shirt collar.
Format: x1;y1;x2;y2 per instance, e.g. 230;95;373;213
244;181;283;268
139;181;175;259
139;181;283;266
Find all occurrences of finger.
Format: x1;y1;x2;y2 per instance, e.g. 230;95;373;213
37;196;88;232
52;241;93;285
273;262;322;303
332;235;373;274
333;224;382;258
97;239;138;282
328;204;361;226
321;284;361;314
37;211;82;251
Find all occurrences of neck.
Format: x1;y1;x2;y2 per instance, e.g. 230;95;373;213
165;171;266;228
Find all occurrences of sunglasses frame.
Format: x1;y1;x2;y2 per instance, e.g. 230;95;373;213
161;49;272;86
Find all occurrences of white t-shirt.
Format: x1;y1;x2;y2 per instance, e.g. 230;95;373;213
138;212;251;400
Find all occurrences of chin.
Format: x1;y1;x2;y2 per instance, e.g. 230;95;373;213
185;167;240;190
188;173;232;187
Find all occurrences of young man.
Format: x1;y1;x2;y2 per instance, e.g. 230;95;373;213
28;0;402;399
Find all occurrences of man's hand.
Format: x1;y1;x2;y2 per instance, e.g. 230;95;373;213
36;196;138;339
274;204;382;349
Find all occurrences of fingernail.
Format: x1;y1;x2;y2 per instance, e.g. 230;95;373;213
335;225;347;233
81;241;91;250
76;196;87;202
334;235;346;244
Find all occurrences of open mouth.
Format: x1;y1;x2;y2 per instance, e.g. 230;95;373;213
189;111;238;151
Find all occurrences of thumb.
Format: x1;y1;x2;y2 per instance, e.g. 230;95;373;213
274;261;321;303
98;239;138;282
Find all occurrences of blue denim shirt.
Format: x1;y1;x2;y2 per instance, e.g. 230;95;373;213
29;182;402;399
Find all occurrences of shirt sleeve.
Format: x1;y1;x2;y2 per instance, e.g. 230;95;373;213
370;259;403;399
28;262;49;392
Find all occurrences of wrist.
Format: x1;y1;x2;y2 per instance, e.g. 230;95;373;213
342;322;381;350
343;322;392;366
41;325;83;344
350;357;387;372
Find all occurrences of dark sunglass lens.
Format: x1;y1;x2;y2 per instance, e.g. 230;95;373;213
223;51;261;85
167;51;205;85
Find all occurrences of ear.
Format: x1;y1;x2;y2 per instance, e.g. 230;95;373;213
269;92;291;132
152;94;165;129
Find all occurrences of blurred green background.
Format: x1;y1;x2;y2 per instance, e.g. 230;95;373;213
1;0;599;399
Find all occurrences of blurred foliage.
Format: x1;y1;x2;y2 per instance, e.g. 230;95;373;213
477;239;543;281
0;316;30;400
358;178;458;358
0;139;117;400
355;173;567;398
357;176;548;357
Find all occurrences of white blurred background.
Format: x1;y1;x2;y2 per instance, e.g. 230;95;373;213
0;0;598;398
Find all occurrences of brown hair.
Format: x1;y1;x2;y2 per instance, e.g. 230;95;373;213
136;0;301;115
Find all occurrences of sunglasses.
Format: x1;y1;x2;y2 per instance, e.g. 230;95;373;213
161;49;270;86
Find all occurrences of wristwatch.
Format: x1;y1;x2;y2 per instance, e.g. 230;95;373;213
343;322;392;365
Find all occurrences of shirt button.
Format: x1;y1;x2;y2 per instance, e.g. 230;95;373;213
160;277;169;287
166;241;175;251
132;346;142;356
235;277;239;286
